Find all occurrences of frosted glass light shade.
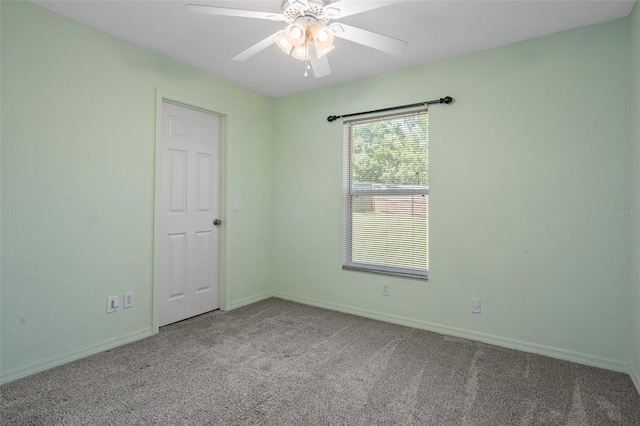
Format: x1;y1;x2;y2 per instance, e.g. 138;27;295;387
315;44;334;58
285;22;307;47
291;43;310;60
275;31;293;54
278;21;334;61
310;23;334;50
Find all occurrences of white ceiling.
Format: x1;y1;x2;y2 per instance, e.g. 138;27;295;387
30;0;636;98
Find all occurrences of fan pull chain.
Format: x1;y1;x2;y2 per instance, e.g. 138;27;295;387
304;59;311;77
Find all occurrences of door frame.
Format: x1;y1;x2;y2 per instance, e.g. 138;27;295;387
152;89;229;333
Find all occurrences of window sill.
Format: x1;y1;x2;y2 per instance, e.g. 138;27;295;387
342;264;428;281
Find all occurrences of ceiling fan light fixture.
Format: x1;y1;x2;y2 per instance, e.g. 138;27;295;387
291;44;310;61
285;21;308;46
315;44;334;58
310;23;334;50
275;31;293;54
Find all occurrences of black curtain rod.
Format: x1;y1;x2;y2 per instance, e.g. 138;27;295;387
327;96;454;122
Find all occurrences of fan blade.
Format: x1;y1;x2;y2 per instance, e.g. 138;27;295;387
185;4;285;21
310;45;331;78
231;31;280;61
330;23;407;55
323;0;405;19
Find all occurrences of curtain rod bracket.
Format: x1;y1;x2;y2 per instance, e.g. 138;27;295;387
327;96;454;122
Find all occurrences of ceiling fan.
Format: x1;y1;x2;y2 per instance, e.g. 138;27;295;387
185;0;408;78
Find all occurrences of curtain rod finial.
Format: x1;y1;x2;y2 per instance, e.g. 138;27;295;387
327;115;338;122
441;96;453;104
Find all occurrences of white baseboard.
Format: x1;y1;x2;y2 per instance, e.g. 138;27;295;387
273;291;629;374
5;294;635;393
631;363;640;396
228;291;274;310
0;328;153;385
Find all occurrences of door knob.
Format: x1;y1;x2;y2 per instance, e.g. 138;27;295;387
213;219;222;226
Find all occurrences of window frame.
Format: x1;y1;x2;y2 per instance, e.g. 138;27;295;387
342;109;429;280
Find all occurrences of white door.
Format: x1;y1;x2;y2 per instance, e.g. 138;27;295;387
159;101;221;326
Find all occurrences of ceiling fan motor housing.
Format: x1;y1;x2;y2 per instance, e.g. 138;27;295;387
281;0;331;24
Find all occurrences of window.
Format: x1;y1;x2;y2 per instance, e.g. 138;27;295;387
342;110;428;279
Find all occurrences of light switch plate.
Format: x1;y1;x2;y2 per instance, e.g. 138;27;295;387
107;296;118;314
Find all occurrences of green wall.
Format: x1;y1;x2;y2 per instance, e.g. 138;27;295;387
2;0;639;391
1;2;274;383
272;17;633;371
630;1;640;391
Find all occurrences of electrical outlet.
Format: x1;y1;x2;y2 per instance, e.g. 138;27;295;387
123;291;134;308
106;296;119;314
381;282;391;296
471;298;481;314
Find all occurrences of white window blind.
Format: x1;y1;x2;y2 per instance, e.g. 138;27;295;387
342;110;428;279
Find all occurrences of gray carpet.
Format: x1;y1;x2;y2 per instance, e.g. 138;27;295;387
1;298;639;425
